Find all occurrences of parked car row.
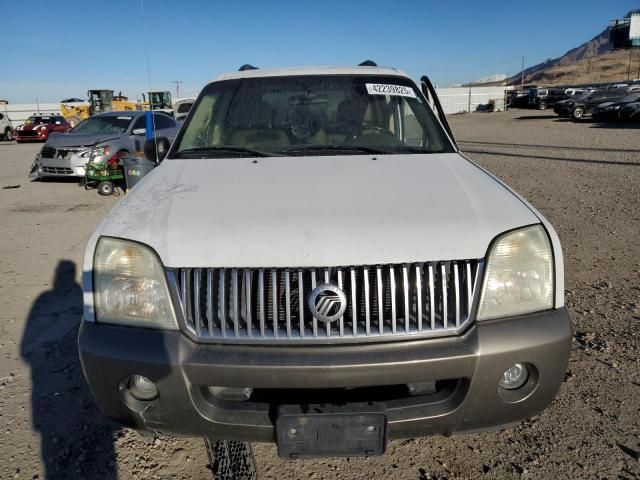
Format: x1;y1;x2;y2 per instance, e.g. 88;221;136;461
508;82;640;123
554;85;640;121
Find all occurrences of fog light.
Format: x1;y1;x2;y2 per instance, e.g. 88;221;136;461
499;363;529;390
208;386;253;401
128;375;159;401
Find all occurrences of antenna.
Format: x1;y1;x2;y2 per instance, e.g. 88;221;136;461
171;80;183;98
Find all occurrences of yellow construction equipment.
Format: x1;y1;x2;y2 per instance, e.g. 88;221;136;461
61;90;137;127
139;91;173;114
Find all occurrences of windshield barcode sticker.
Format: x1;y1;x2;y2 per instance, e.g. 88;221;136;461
366;84;416;98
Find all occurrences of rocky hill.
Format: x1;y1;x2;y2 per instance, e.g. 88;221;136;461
502;10;639;87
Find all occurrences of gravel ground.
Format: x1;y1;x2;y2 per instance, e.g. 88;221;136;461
0;109;638;479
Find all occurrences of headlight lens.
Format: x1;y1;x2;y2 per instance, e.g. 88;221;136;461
477;225;554;321
94;145;111;156
94;237;178;329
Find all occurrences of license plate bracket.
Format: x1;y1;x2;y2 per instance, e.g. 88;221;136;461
276;404;387;459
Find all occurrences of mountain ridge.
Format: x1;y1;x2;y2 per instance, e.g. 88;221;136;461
504;10;640;86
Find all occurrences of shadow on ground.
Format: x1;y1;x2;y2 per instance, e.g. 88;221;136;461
20;260;119;479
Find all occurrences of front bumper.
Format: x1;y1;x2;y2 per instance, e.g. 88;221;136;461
15;132;48;142
79;308;572;443
38;154;88;177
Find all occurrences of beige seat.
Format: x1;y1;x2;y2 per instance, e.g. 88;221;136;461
227;128;290;150
226;100;290;151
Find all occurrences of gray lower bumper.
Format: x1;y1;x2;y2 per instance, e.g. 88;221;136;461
78;307;572;442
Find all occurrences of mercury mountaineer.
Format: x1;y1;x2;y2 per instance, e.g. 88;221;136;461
79;63;572;459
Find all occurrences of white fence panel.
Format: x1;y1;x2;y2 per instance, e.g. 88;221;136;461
1;103;61;125
435;86;512;114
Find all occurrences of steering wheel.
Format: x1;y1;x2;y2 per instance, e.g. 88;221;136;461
346;125;400;146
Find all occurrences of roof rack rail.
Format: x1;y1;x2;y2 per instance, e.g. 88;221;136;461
238;64;258;71
358;60;377;67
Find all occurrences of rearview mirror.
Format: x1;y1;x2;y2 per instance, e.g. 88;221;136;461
132;128;146;135
144;137;171;164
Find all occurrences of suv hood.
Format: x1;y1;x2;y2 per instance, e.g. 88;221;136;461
94;153;539;267
45;132;120;148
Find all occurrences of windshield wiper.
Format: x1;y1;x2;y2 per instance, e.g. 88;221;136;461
390;146;435;154
283;145;391;155
174;146;273;158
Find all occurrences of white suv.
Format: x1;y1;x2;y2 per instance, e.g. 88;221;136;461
0;112;13;141
79;63;571;459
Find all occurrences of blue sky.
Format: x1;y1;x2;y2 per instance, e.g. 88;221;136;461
1;0;637;102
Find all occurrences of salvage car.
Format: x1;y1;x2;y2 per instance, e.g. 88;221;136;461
14;114;70;143
592;93;640;122
33;111;179;178
0;112;13;141
79;63;571;459
619;101;640;122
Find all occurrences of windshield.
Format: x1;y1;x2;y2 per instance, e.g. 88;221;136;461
573;92;593;101
173;75;453;158
25;116;51;125
619;93;640;103
70;115;133;134
150;92;172;108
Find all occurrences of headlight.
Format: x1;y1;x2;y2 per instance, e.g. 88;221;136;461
476;225;554;321
93;237;178;329
87;145;111;157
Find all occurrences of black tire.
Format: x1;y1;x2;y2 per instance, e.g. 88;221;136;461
4;128;13;141
204;438;257;480
97;181;114;196
572;106;585;120
538;102;547;110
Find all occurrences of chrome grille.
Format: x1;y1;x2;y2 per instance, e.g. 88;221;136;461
41;166;73;175
170;260;481;344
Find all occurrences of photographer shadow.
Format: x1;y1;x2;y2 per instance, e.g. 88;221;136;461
20;260;119;479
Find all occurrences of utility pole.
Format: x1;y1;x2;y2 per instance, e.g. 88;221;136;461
520;56;525;92
628;48;633;81
171;80;183;98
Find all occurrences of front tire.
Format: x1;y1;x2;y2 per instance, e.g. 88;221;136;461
572;106;585;120
97;181;114;196
538;102;547;110
4;128;13;141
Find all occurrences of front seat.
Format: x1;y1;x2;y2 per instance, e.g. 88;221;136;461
228;102;289;150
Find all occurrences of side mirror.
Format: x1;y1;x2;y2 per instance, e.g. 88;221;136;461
132;127;146;135
144;137;171;164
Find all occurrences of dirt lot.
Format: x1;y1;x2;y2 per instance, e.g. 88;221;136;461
0;110;639;479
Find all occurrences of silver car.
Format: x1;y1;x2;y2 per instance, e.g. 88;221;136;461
33;111;179;178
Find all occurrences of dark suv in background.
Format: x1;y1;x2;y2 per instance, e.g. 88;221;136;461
528;88;568;110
